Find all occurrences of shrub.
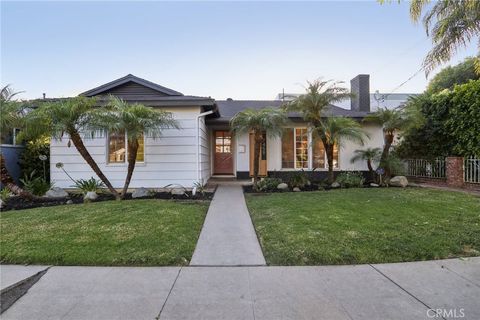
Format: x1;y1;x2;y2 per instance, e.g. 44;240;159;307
257;177;282;192
0;188;11;201
335;172;364;188
20;170;53;196
19;138;50;182
288;170;310;189
72;177;105;194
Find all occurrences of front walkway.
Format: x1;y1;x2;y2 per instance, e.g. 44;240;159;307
190;184;266;266
1;258;479;319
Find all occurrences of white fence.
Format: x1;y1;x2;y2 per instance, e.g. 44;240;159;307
464;157;480;184
404;158;446;179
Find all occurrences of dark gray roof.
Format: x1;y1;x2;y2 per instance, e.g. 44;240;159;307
81;74;183;97
207;100;369;123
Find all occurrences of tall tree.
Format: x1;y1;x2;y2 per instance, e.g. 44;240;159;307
426;56;479;93
27;97;122;199
314;117;368;184
350;147;382;182
230;108;288;188
93;96;178;198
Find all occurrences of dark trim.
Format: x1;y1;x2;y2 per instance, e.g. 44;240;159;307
80;74;183;97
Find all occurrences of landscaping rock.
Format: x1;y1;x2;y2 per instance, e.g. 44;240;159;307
66;200;73;205
84;191;98;201
370;183;379;187
331;182;341;188
277;183;288;190
0;199;3;209
389;176;408;188
45;187;68;198
293;187;301;192
132;187;150;198
171;188;185;196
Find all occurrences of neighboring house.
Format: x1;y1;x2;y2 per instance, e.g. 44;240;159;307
50;74;385;189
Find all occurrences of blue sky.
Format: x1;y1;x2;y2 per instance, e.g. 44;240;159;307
1;1;477;100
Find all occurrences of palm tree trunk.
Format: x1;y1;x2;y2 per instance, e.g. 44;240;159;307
69;129;121;200
380;132;394;177
0;155;38;200
252;131;262;190
367;159;374;182
122;139;138;198
325;143;334;184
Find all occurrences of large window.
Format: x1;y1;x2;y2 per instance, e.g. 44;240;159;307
108;131;144;163
282;128;339;169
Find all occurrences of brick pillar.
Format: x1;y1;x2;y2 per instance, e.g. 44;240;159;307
446;157;464;188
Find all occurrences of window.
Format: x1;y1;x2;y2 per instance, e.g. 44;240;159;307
108;131;144;163
282;128;339;169
215;131;231;153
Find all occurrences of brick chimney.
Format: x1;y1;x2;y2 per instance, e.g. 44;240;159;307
350;74;370;112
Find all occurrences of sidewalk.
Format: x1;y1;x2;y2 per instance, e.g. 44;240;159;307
190;184;266;266
1;258;479;319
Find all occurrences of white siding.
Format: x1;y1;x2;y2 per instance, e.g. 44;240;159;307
233;123;384;173
50;107;204;189
198;117;211;184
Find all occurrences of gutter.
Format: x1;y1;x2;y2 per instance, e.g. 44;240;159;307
196;110;214;185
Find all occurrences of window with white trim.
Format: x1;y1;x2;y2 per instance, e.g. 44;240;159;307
108;131;144;163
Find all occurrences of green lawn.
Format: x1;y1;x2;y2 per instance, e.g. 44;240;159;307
1;199;208;266
246;188;480;265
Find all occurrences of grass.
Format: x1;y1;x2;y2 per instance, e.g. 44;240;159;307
246;188;480;265
1;199;209;266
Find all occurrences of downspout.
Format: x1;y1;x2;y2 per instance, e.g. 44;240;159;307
196;110;214;186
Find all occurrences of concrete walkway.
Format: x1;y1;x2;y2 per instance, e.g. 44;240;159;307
190;184;266;266
1;258;479;319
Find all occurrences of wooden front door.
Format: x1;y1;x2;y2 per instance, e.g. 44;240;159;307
214;131;234;175
249;132;267;177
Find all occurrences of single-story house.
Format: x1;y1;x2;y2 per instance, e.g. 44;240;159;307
50;74;389;188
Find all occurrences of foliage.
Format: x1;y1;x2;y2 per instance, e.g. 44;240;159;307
72;177;105;194
1;199;209;266
288;170;310;189
335;172;365;188
383;153;405;177
19;170;53;196
246;188;480;265
397;80;480;157
350;148;381;172
0;188;12;201
444;80;480;156
193;181;206;196
426;56;479;93
230;107;288;187
409;0;480;75
19;138;50;182
257;177;282;192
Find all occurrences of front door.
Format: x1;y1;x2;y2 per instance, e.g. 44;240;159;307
214;131;234;175
249;132;267;177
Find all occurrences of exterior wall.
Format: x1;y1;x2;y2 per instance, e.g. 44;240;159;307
198;116;211;184
234;123;384;176
50;106;206;189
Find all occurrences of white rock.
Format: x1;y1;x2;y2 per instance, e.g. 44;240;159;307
331;182;341;188
277;183;288;190
0;199;3;209
66;200;74;205
45;187;68;198
370;183;379;187
171;188;185;196
293;187;301;192
132;187;150;198
84;191;98;201
389;176;408;188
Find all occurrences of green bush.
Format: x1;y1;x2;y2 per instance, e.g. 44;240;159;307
0;188;12;201
257;177;282;192
72;177;105;194
20;170;53;196
335;172;365;188
288;170;310;189
19;138;50;182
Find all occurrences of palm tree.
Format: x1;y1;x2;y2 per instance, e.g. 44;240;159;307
350;147;382;182
314;117;368;184
364;108;415;177
93;96;178;198
27;97;122;199
230;108;288;188
285;79;353;128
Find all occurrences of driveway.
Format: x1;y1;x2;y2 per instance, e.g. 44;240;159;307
1;257;479;319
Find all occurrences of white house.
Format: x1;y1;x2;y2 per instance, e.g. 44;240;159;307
50;74;387;189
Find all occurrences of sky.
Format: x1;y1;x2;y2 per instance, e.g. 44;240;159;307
1;1;477;101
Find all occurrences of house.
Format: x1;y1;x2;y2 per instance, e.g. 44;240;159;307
50;74;386;189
